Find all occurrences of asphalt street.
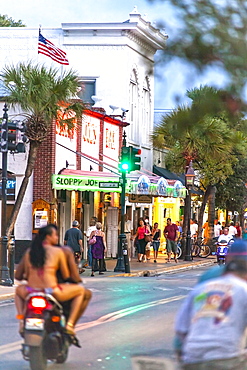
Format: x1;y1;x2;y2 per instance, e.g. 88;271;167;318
0;267;208;370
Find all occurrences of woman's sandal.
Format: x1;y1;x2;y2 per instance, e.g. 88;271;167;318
16;315;24;337
65;322;81;348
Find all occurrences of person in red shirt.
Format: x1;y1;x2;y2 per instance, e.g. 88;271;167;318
164;218;179;263
133;219;151;262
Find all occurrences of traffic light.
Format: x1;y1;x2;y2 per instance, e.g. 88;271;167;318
1;115;8;153
130;146;141;171
119;146;131;172
7;121;27;153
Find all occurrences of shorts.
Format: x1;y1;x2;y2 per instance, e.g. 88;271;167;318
182;356;247;370
152;240;160;251
166;239;177;254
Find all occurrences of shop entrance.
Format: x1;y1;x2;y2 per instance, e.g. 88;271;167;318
106;207;118;257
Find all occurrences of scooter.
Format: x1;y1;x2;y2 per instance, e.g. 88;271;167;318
21;291;71;370
216;238;234;265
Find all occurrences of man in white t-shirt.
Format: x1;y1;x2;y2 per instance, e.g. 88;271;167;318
214;221;222;237
218;227;234;244
229;222;237;237
190;220;198;238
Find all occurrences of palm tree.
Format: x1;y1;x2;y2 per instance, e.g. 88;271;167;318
0;62;84;236
152;86;246;244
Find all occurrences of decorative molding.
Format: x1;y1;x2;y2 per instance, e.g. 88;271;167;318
127;31;156;55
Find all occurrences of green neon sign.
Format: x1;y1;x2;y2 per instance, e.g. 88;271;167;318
52;174;121;192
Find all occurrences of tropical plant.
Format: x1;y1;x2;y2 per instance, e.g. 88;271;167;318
152;86;247;243
216;157;247;227
0;14;25;27
0;62;83;236
148;0;247;100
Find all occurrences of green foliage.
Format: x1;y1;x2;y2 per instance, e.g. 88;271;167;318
216;157;247;215
0;62;84;142
0;14;25;27
148;0;247;97
152;86;247;187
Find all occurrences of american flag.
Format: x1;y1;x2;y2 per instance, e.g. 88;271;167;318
38;32;69;65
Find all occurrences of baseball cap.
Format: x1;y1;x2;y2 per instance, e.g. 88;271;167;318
72;220;79;227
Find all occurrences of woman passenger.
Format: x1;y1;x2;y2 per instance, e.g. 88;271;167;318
15;224;85;346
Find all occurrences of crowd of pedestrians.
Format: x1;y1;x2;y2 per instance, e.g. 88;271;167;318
71;215;246;271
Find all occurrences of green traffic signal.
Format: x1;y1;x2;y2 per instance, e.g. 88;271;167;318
119;145;142;173
120;146;131;172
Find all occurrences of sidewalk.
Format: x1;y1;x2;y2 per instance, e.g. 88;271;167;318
0;255;215;302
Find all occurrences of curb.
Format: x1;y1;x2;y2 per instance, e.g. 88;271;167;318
107;260;214;278
0;293;15;302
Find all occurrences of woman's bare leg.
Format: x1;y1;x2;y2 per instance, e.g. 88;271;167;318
15;285;28;315
74;289;92;325
15;285;29;335
53;284;85;332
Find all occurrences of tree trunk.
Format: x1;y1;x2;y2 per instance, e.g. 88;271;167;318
208;185;216;249
197;186;211;238
225;209;229;226
6;141;40;237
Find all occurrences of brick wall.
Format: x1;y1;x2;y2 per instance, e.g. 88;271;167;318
99;119;104;172
76;117;82;170
33;121;56;203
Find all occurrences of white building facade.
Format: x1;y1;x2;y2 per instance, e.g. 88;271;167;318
0;7;167;249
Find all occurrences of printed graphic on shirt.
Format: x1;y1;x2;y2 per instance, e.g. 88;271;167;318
193;283;233;325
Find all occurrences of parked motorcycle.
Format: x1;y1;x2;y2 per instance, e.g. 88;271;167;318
216;238;234;265
21;291;71;370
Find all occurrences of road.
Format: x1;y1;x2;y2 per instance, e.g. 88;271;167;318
0;267;207;370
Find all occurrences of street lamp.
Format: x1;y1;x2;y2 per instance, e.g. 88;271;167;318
184;161;195;261
0;104;13;285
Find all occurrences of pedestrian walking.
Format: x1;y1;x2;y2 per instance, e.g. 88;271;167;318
85;219;97;267
133;218;151;263
89;222;106;276
214;221;222;238
164;218;179;263
175;240;247;370
190;220;198;238
235;222;242;238
152;222;161;263
229;221;237;237
64;220;83;255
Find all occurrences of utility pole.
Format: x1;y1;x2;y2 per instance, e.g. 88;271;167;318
114;131;130;273
0;104;12;285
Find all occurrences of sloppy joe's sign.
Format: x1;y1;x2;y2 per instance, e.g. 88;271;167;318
82;116;100;146
52;174;121;192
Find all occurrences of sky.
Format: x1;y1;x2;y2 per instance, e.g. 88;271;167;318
1;0;227;111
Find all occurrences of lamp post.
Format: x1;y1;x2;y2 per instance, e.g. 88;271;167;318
114;131;130;273
184;161;195;261
0;104;13;285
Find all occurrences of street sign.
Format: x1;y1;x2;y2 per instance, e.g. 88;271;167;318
99;182;119;188
128;194;153;204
